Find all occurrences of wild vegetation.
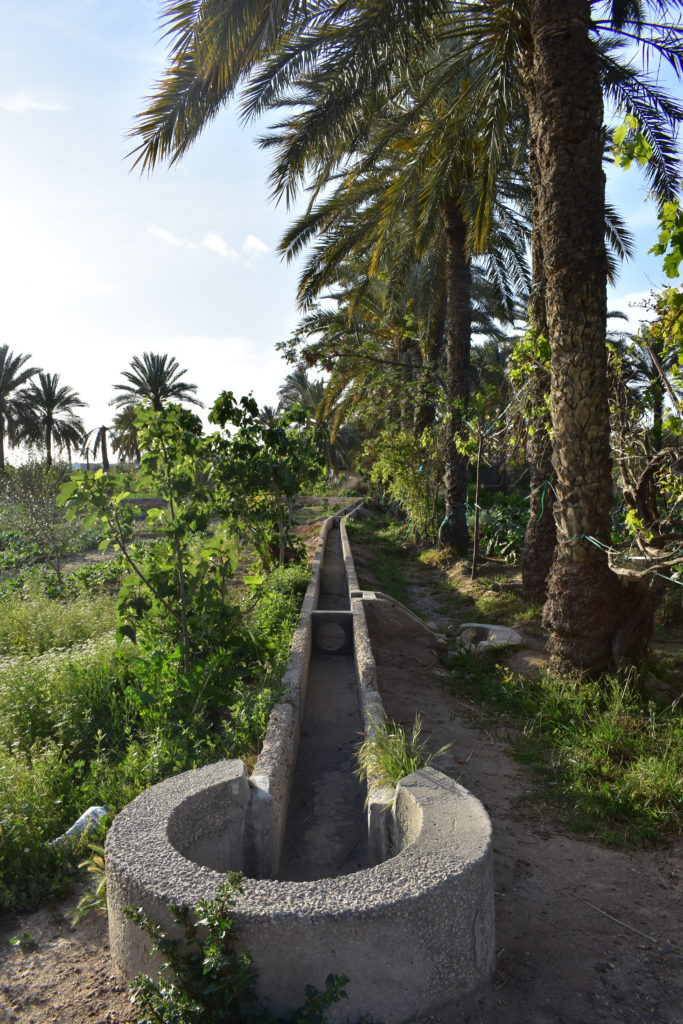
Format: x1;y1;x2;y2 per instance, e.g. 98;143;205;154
2;3;683;1020
127;875;348;1024
348;513;682;847
0;397;323;915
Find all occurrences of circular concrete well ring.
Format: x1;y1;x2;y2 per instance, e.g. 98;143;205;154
106;760;495;1024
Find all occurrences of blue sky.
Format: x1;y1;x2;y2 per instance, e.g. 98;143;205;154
0;0;680;435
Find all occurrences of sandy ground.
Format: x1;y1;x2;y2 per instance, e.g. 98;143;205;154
0;542;681;1024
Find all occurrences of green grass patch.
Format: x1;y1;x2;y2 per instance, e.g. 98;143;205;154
0;562;310;913
468;582;542;628
0;589;116;656
447;646;682;846
346;516;412;605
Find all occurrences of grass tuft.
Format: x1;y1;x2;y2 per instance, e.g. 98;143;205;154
447;648;682;845
356;716;450;792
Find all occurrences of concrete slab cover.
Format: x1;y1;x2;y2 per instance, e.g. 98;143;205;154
458;622;523;652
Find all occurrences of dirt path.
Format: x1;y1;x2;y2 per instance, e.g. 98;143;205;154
1;538;681;1024
358;549;682;1024
368;617;682;1024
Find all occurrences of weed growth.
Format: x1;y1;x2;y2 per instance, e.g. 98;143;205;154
447;647;682;845
0;588;115;655
126;874;348;1024
356;716;449;791
0;559;309;912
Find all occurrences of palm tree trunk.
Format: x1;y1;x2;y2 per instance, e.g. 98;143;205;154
529;0;651;673
101;429;110;471
519;113;557;602
414;305;444;436
45;419;52;467
439;195;471;556
0;419;5;473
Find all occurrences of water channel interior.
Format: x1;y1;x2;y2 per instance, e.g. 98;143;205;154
276;522;369;881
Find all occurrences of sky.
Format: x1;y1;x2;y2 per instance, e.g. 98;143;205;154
0;0;680;440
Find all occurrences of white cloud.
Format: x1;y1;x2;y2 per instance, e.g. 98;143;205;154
0;91;65;113
203;232;239;260
152;334;288;415
609;289;658;331
148;224;196;249
242;234;270;259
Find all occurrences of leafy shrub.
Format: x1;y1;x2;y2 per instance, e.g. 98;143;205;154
366;428;444;545
0;561;309;910
0;740;82;912
127;875;348;1024
469;501;528;563
0;461;104;576
0;639;132;755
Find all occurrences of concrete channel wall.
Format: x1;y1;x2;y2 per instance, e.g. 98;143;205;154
106;511;496;1023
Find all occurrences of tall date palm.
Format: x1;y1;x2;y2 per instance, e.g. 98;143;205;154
19;372;86;467
112;353;203;413
0;345;40;471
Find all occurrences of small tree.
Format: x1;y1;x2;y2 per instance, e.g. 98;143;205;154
209;393;325;567
61;406;235;679
1;461;83;580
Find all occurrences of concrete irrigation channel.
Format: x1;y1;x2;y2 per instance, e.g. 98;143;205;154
106;511;495;1023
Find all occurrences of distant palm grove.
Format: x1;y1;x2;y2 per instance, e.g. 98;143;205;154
0;347;201;469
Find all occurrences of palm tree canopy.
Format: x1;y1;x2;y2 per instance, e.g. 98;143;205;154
277;369;326;415
21;372;86;422
0;345;41;468
18;372;86;464
111;352;204;411
0;345;40;414
130;0;683;206
111;403;142;462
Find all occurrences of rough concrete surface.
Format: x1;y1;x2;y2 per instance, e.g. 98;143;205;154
458;622;524;652
106;761;494;1024
105;514;496;1024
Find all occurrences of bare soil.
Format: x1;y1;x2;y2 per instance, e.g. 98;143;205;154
0;541;681;1024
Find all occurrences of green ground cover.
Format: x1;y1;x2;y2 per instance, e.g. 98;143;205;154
348;510;683;847
0;558;309;914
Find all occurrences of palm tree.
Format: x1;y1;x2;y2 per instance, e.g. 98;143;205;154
257;404;281;428
111;353;203;412
86;425;111;470
272;58;530;552
111;404;142;464
277;369;326;416
55;417;86;468
521;0;678;671
19;373;86;467
79;436;94;472
130;0;683;671
0;345;40;471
